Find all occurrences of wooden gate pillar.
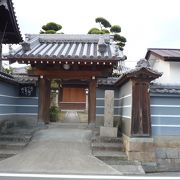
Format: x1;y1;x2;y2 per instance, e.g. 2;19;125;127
129;61;162;136
131;79;151;136
115;59;162;137
38;76;51;124
88;78;96;124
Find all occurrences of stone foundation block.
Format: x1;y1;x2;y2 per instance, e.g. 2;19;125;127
127;152;156;162
166;149;179;159
100;126;117;137
123;134;155;152
127;141;155;152
157;158;173;170
155;148;167;159
154;136;180;148
174;159;180;166
122;134;156;163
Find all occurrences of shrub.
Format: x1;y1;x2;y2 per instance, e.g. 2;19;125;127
49;106;59;122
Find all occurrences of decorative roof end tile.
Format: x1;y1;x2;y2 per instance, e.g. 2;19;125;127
98;37;107;53
135;58;151;68
21;36;39;52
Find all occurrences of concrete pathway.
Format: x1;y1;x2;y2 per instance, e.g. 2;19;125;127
0;123;120;175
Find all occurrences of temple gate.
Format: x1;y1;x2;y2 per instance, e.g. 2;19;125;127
7;34;124;124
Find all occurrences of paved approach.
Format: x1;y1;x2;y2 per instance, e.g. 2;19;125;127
0;123;120;175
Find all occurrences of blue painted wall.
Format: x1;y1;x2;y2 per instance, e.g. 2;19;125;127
0;80;38;128
96;87;119;119
0;82;18;116
150;93;180;136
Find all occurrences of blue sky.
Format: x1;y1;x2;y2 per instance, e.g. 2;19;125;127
3;0;180;68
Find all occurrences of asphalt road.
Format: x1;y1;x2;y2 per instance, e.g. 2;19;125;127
0;173;179;180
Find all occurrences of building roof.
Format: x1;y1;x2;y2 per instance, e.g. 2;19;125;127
0;71;38;84
97;77;118;86
150;83;180;94
116;64;130;73
0;0;23;43
13;74;38;84
115;59;162;87
8;34;124;62
145;48;180;61
0;71;16;83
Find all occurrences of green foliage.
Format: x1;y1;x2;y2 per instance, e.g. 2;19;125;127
95;17;111;29
44;30;56;34
117;42;126;47
49;106;59;122
113;34;126;43
102;29;110;34
120;36;126;43
88;17;126;50
42;22;62;31
88;28;102;34
114;34;122;41
110;25;121;33
4;67;13;74
40;22;62;34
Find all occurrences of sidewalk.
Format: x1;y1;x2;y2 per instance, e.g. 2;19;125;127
0;123;120;175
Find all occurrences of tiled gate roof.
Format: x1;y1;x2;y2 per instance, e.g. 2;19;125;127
9;34;124;62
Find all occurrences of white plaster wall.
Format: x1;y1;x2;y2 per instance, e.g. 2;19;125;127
149;54;180;84
150;58;170;84
170;62;180;84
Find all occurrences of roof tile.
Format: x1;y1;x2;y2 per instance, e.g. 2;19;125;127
9;34;124;61
146;48;180;60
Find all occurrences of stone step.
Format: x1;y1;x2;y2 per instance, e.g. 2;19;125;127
0;149;20;158
49;122;88;129
100;159;141;166
93;150;128;161
111;165;145;175
92;136;123;143
92;142;124;151
92;128;100;136
2;128;36;136
0;158;6;161
141;162;158;173
0;141;28;150
0;135;32;143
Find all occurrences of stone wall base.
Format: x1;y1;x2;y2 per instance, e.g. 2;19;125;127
154;136;180;172
123;134;156;162
123;134;180;172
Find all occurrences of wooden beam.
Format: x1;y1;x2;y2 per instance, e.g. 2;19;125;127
88;79;96;124
29;69;103;79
